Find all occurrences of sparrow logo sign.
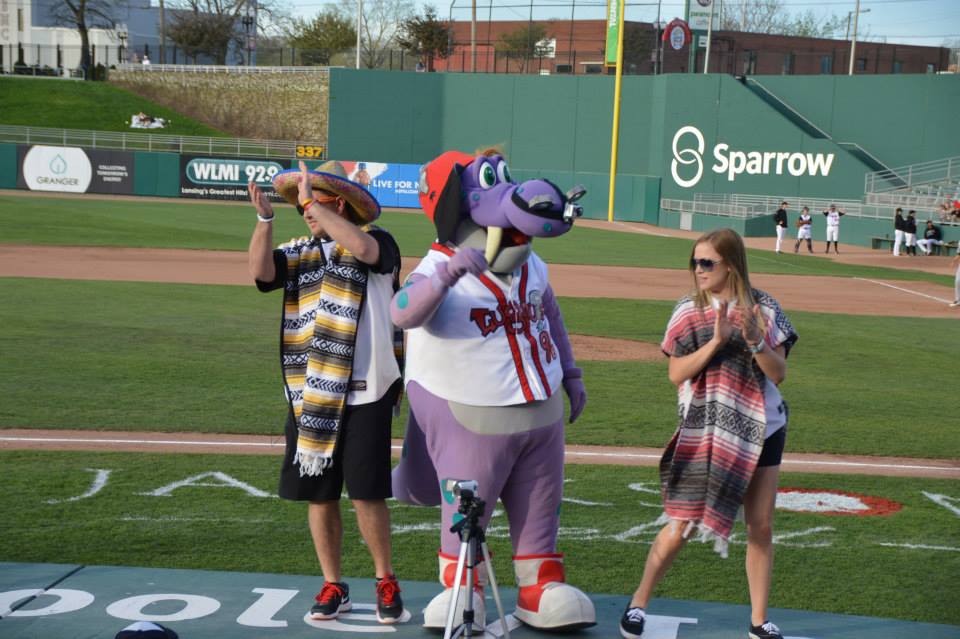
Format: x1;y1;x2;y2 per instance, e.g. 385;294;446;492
670;125;836;188
670;126;705;188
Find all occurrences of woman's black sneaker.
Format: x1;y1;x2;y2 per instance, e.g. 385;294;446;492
749;620;784;639
619;606;646;638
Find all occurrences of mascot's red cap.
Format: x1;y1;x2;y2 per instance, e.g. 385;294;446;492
419;151;474;229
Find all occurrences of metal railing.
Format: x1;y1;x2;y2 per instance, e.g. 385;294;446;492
836;142;890;173
745;79;893;174
864;156;960;194
115;63;332;75
693;193;864;216
865;191;955;212
660;198;753;218
0;124;320;160
744;78;830;140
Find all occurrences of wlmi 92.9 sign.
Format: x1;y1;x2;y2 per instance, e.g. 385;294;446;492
180;156;286;201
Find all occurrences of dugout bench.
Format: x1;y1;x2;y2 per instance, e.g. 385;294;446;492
871;236;958;256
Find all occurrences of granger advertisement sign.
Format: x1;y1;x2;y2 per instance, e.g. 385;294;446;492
17;146;135;195
18;145;93;193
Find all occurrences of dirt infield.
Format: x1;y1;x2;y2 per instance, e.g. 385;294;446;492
2;225;957;477
1;244;956;318
2;428;957;478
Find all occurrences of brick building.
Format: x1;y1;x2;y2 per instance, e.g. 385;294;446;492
434;19;950;76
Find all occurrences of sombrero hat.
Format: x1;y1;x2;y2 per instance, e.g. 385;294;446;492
272;160;381;223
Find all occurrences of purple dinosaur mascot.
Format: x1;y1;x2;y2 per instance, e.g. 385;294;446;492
390;149;595;632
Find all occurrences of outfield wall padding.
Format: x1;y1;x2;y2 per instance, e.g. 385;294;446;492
0;144;16;189
134;151;181;198
328;70;882;222
753;75;960;169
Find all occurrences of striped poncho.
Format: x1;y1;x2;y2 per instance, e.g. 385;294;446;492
658;289;797;556
277;229;403;476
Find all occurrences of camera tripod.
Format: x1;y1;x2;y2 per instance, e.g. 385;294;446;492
442;494;511;639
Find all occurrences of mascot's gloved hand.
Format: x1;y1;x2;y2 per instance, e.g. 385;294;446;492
438;247;487;287
562;367;587;423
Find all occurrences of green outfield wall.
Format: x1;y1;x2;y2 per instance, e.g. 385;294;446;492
0;144;16;189
327;70;887;220
133;151;181;198
754;74;960;169
326;70;956;245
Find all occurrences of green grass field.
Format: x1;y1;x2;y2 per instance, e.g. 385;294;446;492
1;450;957;625
1;277;957;458
0;194;953;286
0;77;226;137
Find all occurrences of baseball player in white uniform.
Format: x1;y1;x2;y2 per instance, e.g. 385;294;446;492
822;204;845;254
794;207;813;253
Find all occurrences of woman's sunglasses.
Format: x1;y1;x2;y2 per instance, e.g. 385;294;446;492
690;258;722;272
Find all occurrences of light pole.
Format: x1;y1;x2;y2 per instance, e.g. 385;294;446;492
117;24;128;65
844;7;869;40
470;0;476;72
241;6;255;66
703;0;715;74
654;0;662;74
847;2;870;74
356;0;362;69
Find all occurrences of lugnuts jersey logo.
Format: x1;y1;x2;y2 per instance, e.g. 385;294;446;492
470;300;538;336
469;290;556;363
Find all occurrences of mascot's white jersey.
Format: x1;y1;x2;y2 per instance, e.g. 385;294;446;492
405;245;564;406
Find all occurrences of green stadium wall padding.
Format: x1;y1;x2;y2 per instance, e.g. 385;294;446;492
327;70;931;222
0;143;17;189
511;168;660;222
754;74;960;169
134;151;181;197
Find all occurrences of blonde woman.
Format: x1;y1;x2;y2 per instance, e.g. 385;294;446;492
620;229;798;639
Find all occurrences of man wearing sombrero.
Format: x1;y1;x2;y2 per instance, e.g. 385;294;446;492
248;160;406;624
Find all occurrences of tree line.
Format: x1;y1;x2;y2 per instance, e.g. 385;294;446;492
48;0;862;78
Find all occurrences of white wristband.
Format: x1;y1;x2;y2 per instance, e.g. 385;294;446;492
257;214;274;223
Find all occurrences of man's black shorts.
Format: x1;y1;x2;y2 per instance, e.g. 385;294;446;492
279;380;400;502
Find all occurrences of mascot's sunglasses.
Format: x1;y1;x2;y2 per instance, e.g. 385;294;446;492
690;258;723;272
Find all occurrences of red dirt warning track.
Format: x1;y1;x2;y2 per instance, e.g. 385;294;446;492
1;429;957;478
0;244;956;318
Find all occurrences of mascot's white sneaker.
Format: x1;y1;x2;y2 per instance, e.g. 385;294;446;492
423;587;487;632
422;552;487;632
513;554;596;631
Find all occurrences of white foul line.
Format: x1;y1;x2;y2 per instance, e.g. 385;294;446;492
782;459;956;473
565;450;662;461
1;435;958;474
853;277;953;304
0;436;282;448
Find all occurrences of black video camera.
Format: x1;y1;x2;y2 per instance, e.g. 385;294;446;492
563;185;586;224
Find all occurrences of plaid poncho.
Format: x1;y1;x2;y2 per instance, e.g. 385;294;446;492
658;289;797;557
277;229;404;476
